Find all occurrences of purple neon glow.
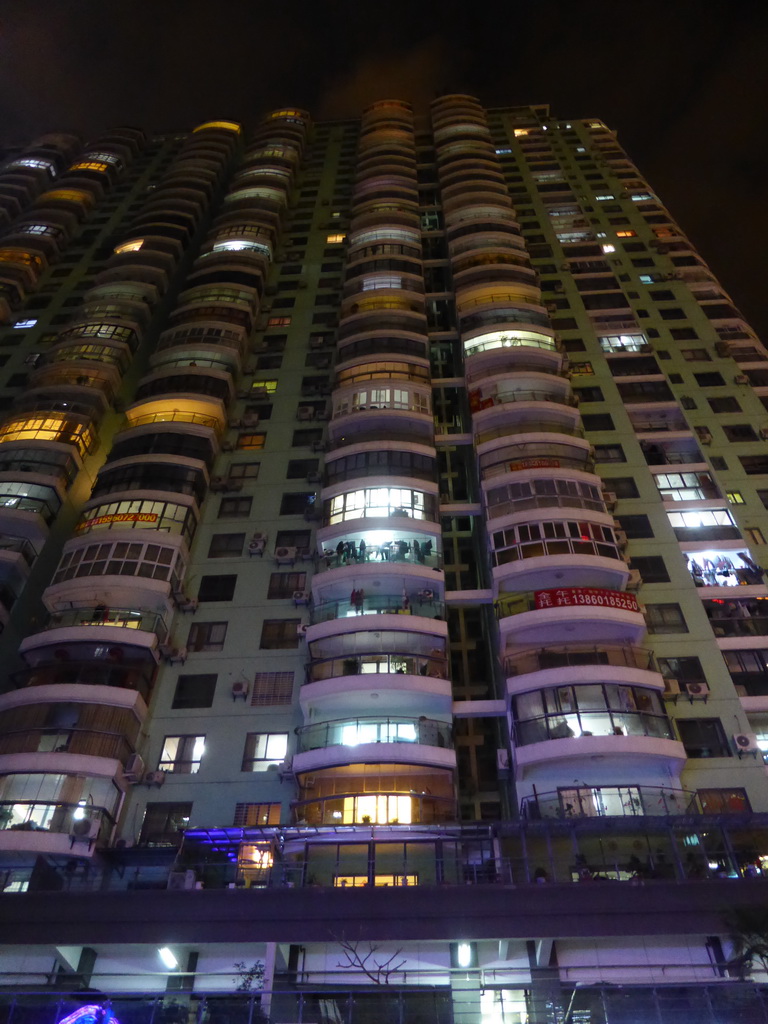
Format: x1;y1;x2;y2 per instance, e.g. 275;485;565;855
57;1006;118;1024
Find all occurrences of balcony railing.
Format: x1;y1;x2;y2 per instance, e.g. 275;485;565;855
126;410;221;430
310;594;445;624
494;535;622;566
296;716;453;753
292;791;455;826
476;421;584;446
0;799;114;841
708;614;768;637
39;606;169;642
487;493;607;519
514;710;674;746
520;785;700;820
320;545;442;571
12;660;154;701
306;650;449;683
503;644;655;677
0;728;134;761
495;589;640;620
0;536;38;567
472;390;578;411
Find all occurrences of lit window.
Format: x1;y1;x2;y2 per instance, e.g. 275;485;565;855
594;194;615;201
252;379;278;394
666;509;735;529
616;230;636;238
631;192;653;201
495;148;512;154
326;233;346;244
747;527;766;546
576;146;586;153
727;491;745;504
193;120;241;133
639;275;654;284
513;129;529;137
10;158;56;173
601;244;616;254
267;317;291;327
241;732;288;771
159;735;206;774
114;239;144;254
69;160;110;173
13;319;37;329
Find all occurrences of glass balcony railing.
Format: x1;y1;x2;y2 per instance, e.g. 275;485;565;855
503;644;655;677
514;709;674;746
296;716;453;753
319;539;441;570
311;594;445;624
476;421;585;446
39;607;169;641
126;409;221;430
494;535;622;566
471;389;578;410
520;785;700;820
487;493;607;519
0;536;38;567
13;660;154;701
0;728;134;761
306;650;449;683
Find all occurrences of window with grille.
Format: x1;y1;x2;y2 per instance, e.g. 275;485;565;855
233;802;281;827
252;671;294;706
267;573;307;599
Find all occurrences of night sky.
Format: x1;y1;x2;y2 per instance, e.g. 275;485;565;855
1;1;766;338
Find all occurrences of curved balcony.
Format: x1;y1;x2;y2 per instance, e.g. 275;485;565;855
124;396;225;433
0;413;96;456
504;643;657;684
301;663;451;718
496;587;646;646
513;710;686;779
485;477;608;521
307;613;448;654
477;434;593;481
20;606;168;657
292;790;455;827
321;487;440;529
459;304;550;335
293;715;455;774
323;444;437;489
520;785;700;821
329;401;433;445
316;528;441;571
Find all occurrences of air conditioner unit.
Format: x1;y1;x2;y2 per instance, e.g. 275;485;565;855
221;439;235;452
625;569;642;592
735;374;749;385
224;478;242;492
760;428;768;441
167;869;197;891
293;590;310;605
614;529;628;549
296;623;309;637
603;491;617;511
496;748;511;772
144;770;167;787
297;405;315;420
242;412;260;428
210;476;228;492
699;430;713;445
70;816;100;843
124;752;145;782
275;546;298;563
297;278;308;289
252;531;268;543
306;470;322;483
662;676;680;697
265;285;277;296
232;680;250;700
261;302;272;312
685;682;710;700
733;732;760;755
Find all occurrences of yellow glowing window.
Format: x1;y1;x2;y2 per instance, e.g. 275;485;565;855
270;109;304;119
267;316;291;327
40;189;92;205
0;415;93;455
237;432;266;450
252;379;278;394
193;120;241;134
114;239;144;254
0;250;42;267
514;129;530;137
334;875;418;887
615;230;636;238
69;161;110;173
326;233;346;244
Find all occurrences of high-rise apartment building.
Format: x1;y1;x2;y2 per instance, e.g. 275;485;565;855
0;95;767;1023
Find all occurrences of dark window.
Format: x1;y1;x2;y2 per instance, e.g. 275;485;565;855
723;424;759;442
208;533;245;557
657;657;705;683
608;477;640;498
187;621;227;652
561;338;586;352
574;385;604;403
616;514;653;538
682;348;711;362
267;572;307;599
286;459;319;479
670;327;699;340
631;556;669;583
740;455;768;475
172;674;217;710
659;308;686;320
582;413;615;431
280;492;314;515
694;372;726;387
139;802;192;845
677;719;730;758
649;290;676;301
260;618;302;649
292;428;324;446
228;462;260;480
594;444;625;463
198;575;237;602
219;497;252;518
645;603;688;634
275;529;311;549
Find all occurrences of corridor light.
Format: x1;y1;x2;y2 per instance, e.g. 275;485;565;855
158;947;178;969
457;943;473;968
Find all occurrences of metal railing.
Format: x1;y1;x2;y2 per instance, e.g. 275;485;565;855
487;493;607;519
306;651;449;683
514;710;674;746
494;536;622;565
472;389;578;409
127;410;222;430
0;800;113;840
40;606;169;641
292;792;456;827
503;644;655;677
319;546;442;571
310;594;445;624
476;421;585;445
520;785;700;821
296;716;453;753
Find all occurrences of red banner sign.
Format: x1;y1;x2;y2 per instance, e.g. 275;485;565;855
534;587;640;613
76;512;159;531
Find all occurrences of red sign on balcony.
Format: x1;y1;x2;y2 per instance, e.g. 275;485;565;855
534;587;640;613
509;458;561;471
